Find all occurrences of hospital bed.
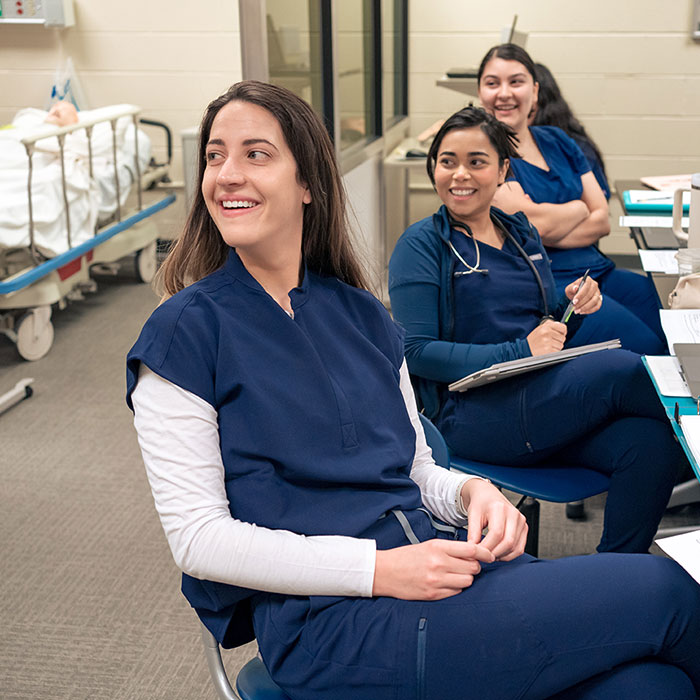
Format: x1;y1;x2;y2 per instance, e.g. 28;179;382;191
0;104;176;360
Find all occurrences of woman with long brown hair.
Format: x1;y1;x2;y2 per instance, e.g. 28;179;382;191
127;81;700;700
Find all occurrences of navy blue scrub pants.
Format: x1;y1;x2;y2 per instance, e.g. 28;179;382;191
438;349;682;553
253;511;700;700
555;267;666;356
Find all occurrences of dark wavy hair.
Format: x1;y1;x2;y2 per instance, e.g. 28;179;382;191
426;106;520;187
158;80;369;296
477;43;537;84
532;62;607;182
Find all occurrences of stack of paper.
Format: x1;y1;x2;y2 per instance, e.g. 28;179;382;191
620;215;689;229
640;174;693;191
680;414;700;463
638;249;679;275
656;529;700;585
660;310;700;354
644;355;691;397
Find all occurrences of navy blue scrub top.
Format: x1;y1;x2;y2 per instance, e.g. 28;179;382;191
572;135;610;200
449;227;556;346
126;249;422;646
507;126;614;278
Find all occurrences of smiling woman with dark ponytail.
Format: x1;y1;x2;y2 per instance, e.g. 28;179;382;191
389;104;682;560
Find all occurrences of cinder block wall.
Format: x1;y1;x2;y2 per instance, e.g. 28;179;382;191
407;0;700;254
0;0;243;180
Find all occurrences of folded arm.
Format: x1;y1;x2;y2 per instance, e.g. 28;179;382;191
492;172;609;248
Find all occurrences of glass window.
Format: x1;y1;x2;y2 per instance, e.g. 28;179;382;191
265;0;324;118
257;0;406;146
382;0;407;128
335;0;377;149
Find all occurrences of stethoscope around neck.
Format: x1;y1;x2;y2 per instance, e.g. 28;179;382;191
436;211;550;318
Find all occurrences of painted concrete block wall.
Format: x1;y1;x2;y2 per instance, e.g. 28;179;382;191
407;0;700;254
0;0;243;181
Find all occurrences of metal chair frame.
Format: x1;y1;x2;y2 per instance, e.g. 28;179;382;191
200;621;290;700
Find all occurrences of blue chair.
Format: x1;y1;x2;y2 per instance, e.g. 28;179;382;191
418;413;610;557
200;620;289;700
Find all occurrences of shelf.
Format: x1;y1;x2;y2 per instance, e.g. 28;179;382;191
435;76;479;97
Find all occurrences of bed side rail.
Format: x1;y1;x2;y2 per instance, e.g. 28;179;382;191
20;104;146;262
0;194;176;296
139;118;172;167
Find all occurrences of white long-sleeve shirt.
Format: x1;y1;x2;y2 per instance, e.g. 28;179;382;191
132;360;478;598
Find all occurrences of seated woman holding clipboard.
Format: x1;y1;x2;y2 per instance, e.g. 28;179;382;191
388;107;681;553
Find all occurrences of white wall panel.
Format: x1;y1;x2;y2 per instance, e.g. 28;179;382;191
406;0;700;255
0;0;243;181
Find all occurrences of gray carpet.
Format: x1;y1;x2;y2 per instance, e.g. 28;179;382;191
1;197;698;698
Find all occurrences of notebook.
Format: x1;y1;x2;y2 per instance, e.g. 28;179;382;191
448;339;621;393
623;189;690;214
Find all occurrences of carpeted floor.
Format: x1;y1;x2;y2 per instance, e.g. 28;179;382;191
1;195;698;699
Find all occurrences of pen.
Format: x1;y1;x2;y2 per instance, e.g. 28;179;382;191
561;269;591;323
635;194;673;202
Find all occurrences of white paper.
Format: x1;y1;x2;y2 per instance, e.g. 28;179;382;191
640;174;693;191
680;414;700;462
626;190;690;205
638;249;679;274
644;355;691;396
655;529;700;585
660;310;700;354
619;215;690;229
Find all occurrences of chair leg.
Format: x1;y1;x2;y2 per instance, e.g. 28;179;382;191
517;496;540;558
200;621;240;700
565;500;586;520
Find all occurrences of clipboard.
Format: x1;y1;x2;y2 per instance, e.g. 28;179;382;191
673;344;700;398
448;339;622;393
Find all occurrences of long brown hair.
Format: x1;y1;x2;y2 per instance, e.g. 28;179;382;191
532;62;607;182
158;80;369;296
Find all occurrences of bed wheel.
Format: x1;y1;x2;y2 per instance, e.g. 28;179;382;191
135;240;157;283
16;306;54;362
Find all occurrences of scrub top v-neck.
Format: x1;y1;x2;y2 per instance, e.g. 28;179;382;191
449;225;554;346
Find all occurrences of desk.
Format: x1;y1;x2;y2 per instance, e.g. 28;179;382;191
435;76;478;97
615;179;682;250
616;179;682;308
643;356;700;478
643;356;700;535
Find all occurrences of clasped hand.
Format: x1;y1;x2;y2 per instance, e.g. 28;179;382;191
372;480;527;600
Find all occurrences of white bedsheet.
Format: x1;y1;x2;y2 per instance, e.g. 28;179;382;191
0;105;151;258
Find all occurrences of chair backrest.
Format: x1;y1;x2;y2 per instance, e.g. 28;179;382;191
418;412;451;469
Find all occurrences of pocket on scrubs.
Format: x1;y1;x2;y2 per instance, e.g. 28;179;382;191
417;596;550;699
